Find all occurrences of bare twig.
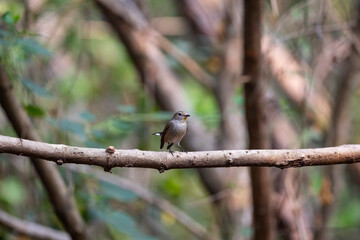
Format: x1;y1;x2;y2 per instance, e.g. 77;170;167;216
0;208;70;240
1;135;360;170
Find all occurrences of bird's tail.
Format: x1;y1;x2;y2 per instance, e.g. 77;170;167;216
152;132;162;136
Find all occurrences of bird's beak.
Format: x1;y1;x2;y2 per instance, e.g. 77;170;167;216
184;114;190;120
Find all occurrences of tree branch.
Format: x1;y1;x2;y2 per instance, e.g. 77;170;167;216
0;208;70;240
1;135;360;170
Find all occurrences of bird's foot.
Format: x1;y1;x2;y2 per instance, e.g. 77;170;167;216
169;150;174;156
178;145;186;153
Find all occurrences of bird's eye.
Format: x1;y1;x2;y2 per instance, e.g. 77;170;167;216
178;112;181;116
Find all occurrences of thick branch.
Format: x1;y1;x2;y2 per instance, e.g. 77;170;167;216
1;135;360;170
0;208;70;240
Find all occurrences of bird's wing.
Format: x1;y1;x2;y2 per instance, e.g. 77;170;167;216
160;122;171;149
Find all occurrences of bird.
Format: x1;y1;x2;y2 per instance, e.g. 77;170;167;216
153;111;190;155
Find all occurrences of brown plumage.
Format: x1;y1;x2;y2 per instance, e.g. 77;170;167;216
153;111;190;154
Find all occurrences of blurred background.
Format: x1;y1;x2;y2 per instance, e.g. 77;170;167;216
1;0;360;239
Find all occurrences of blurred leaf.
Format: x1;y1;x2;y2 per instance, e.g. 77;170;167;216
21;78;53;98
24;104;46;117
48;118;86;138
0;177;25;206
233;87;244;106
124;112;172;122
163;177;182;197
310;168;323;194
17;38;51;57
2;12;19;25
91;129;105;139
100;181;138;202
300;128;322;146
161;212;175;226
111;119;134;132
0;29;10;37
84;139;104;148
331;188;360;228
95;209;158;240
150;112;173;121
80;111;96;122
117;104;136;114
298;37;311;62
240;227;253;238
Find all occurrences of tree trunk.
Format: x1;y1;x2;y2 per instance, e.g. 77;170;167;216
243;1;274;240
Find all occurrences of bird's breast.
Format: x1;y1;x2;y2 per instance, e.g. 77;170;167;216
164;121;187;144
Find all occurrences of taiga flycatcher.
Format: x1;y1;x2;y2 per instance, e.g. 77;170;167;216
153;111;190;154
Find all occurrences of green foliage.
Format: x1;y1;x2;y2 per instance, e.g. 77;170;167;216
48;118;87;140
16;38;51;57
2;11;20;25
309;167;323;195
0;12;51;59
94;209;159;240
24;104;46;117
0;177;25;207
162;175;183;198
330;186;360;228
80;111;96;122
184;79;219;128
297;37;312;63
148;0;178;17
99;181;138;203
21;78;53;98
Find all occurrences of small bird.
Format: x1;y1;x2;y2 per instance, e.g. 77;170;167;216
153;111;190;154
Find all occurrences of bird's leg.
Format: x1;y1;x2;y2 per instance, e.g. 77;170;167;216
167;143;174;156
177;143;186;152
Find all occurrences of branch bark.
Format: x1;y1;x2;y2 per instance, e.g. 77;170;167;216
0;208;70;240
1;135;360;170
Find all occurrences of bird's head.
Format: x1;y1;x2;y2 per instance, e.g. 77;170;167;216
172;111;190;121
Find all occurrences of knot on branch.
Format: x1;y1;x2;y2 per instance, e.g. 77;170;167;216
106;146;116;154
188;157;196;166
158;162;168;173
277;155;306;169
103;164;112;173
226;158;234;167
104;146;116;173
56;159;64;165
